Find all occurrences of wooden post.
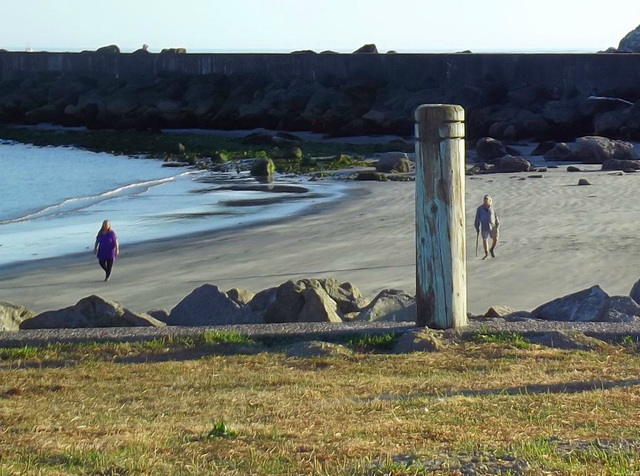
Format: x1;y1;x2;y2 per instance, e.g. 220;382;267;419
414;104;467;329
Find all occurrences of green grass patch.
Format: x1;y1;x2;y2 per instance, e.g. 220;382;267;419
471;331;532;349
346;332;399;352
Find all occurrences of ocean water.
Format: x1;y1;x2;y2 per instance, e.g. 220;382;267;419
0;142;346;267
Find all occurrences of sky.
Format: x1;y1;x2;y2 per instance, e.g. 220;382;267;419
1;0;639;53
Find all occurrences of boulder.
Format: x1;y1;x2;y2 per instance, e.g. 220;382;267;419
227;288;255;307
146;309;169;323
261;278;361;323
248;287;277;313
160;48;187;54
263;280;307;323
567;165;581;172
298;287;342;323
375;154;411;173
355;171;388;181
543;143;575;161
600;296;640;322
601;158;640;171
531;141;557;156
357;289;415;322
531;285;609;322
0;301;35;332
286;341;352;357
353;44;378;54
476;137;507;162
573;136;638;164
630;278;640;305
493;155;530;173
618;24;640;53
167;284;262;326
484;305;527;318
96;44;120;54
21;295;164;329
578;178;591;186
394;328;443;353
250;157;275;177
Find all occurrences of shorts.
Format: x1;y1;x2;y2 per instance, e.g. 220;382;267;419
481;228;498;240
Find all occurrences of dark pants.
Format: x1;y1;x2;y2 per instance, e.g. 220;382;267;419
98;259;114;279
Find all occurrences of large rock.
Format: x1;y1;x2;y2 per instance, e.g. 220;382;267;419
167;284;262;326
531;285;609;322
0;301;35;331
630;278;640;305
492;155;531;173
543;143;576;161
600;296;640;322
21;295;164;329
618;24;640;53
476;137;507;162
263;280;307;323
298;287;342;323
357;289;415;322
227;288;255;307
531;141;557;156
601;158;640;171
353;44;378;54
375;153;411;173
573;136;638;164
262;278;361;323
250;157;275;177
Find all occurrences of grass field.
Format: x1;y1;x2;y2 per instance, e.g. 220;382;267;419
1;333;639;475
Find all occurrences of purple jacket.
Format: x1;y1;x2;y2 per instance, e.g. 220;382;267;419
96;230;118;260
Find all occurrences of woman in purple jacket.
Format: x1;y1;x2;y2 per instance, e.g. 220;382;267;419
94;220;119;281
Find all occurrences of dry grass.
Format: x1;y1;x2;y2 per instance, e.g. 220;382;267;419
1;337;640;475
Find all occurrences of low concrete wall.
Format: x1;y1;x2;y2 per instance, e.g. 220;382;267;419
1;52;639;92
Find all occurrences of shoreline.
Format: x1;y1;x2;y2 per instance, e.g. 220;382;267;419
3;141;640;318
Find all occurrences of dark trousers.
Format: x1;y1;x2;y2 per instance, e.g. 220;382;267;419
98;259;114;279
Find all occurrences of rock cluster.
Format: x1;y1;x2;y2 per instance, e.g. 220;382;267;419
8;274;640;331
470;136;640;174
10;278;417;330
5;46;640;140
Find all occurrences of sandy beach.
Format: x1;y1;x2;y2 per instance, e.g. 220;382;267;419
2;161;640;317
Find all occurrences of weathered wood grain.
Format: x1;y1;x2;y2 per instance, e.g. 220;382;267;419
414;104;467;329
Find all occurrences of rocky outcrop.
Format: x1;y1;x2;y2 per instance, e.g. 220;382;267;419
618;24;640;53
167;284;262;326
260;278;366;323
601;158;640;171
543;143;575;161
298;287;342;323
0;301;35;331
357;289;415;322
20;295;164;329
250;157;275;177
492;155;530;173
227;288;255;307
532;286;640;323
476;137;508;162
375;153;411;173
573;136;638;164
532;285;609;322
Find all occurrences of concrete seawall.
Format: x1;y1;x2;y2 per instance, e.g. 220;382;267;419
1;52;639;90
1;51;639;139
